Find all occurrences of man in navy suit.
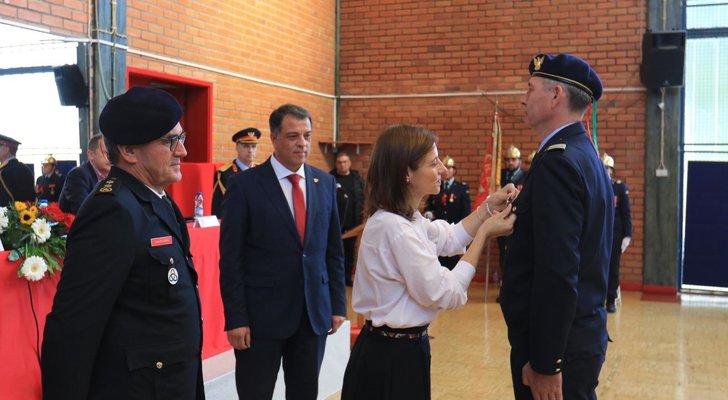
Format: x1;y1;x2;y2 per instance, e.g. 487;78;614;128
500;54;614;400
219;104;346;399
59;134;111;214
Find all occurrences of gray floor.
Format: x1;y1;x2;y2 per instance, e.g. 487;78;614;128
204;371;237;399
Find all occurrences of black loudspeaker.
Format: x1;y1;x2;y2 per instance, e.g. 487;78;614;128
52;64;88;106
640;31;686;89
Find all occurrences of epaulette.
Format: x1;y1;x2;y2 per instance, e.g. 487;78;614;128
97;177;119;194
546;144;567;152
218;163;234;173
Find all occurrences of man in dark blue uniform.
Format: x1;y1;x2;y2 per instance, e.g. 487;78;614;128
35;155;66;203
500;54;614;400
0;133;35;206
330;151;365;286
211;127;261;217
602;153;632;313
42;87;204;400
424;155;471;269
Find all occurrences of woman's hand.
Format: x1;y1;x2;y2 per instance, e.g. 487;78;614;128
487;184;520;212
479;204;516;238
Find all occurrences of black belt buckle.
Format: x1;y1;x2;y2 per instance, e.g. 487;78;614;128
366;321;427;340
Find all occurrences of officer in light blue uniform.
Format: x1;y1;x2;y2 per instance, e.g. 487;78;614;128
500;54;614;400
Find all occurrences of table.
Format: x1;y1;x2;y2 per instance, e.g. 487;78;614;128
0;224;228;400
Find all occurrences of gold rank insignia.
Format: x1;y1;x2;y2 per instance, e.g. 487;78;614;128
98;178;117;193
533;55;545;71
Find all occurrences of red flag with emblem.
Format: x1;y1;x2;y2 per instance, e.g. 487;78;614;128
475;106;501;207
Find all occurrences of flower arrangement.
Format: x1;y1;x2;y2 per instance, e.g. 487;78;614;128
0;201;73;281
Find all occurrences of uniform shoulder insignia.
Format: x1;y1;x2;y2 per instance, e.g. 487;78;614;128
97;177;118;194
546;143;567;152
616;179;622;184
219;163;234;172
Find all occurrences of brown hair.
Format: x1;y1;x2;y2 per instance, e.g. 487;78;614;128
365;124;436;220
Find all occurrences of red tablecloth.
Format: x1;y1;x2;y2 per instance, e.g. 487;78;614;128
0;224;228;400
167;162;217;218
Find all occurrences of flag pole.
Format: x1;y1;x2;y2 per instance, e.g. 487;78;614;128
484;101;501;302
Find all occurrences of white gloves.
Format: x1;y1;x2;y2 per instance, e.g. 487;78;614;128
423;211;434;221
621;237;631;253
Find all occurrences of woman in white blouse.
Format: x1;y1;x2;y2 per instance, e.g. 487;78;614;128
341;124;517;399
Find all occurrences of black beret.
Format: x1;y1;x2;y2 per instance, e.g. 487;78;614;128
232;127;261;144
0;133;21;148
529;54;603;101
99;86;182;145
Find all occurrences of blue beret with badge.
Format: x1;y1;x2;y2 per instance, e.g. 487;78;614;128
99;86;182;145
529;53;603;101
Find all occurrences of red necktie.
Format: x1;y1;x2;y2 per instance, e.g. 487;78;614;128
287;174;306;244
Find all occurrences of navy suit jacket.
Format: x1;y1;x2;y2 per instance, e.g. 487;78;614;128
59;162;100;214
500;122;614;375
219;158;346;339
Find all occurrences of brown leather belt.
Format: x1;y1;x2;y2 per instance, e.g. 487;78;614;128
365;320;428;340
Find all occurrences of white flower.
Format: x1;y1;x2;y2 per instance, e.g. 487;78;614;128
31;218;52;243
0;213;8;234
21;256;48;281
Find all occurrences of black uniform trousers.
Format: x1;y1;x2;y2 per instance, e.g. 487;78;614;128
607;231;624;304
510;346;605;400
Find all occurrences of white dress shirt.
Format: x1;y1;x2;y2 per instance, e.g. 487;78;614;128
270;154;306;216
352;209;476;329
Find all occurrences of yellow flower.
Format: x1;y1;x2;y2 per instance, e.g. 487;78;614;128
29;205;38;215
15;201;27;211
19;209;36;225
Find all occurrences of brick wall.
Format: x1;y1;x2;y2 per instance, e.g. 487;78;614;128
3;0;647;284
338;0;646;283
125;0;337;168
0;0;88;36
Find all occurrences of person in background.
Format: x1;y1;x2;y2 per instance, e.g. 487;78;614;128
497;145;526;297
0;133;34;206
59;134;111;214
35;155;66;203
211;127;261;217
602;152;632;313
330;151;365;286
500;53;613;400
219;104;345;400
341;124;516;399
42;87;204;400
423;155;471;270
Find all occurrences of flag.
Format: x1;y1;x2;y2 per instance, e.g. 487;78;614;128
475;106;501;207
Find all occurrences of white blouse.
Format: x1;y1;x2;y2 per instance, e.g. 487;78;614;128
352;209;476;328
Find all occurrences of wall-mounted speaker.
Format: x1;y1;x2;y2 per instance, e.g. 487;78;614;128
52;64;88;107
640;31;686;90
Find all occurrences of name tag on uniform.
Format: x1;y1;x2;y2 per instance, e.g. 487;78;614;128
150;236;173;247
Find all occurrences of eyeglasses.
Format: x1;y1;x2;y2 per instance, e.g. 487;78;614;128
161;132;186;152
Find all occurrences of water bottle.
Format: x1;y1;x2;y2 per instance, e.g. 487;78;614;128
194;192;204;218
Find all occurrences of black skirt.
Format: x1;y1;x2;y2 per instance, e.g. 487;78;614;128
341;323;431;400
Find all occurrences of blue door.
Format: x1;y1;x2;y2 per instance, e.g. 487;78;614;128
682;161;728;289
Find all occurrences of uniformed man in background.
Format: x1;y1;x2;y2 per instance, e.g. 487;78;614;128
0;133;34;206
500;54;613;400
42;87;204;400
211;127;260;216
602;152;632;313
35;155;65;203
424;155;471;269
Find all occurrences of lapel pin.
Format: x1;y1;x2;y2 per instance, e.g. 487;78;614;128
313;178;319;183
